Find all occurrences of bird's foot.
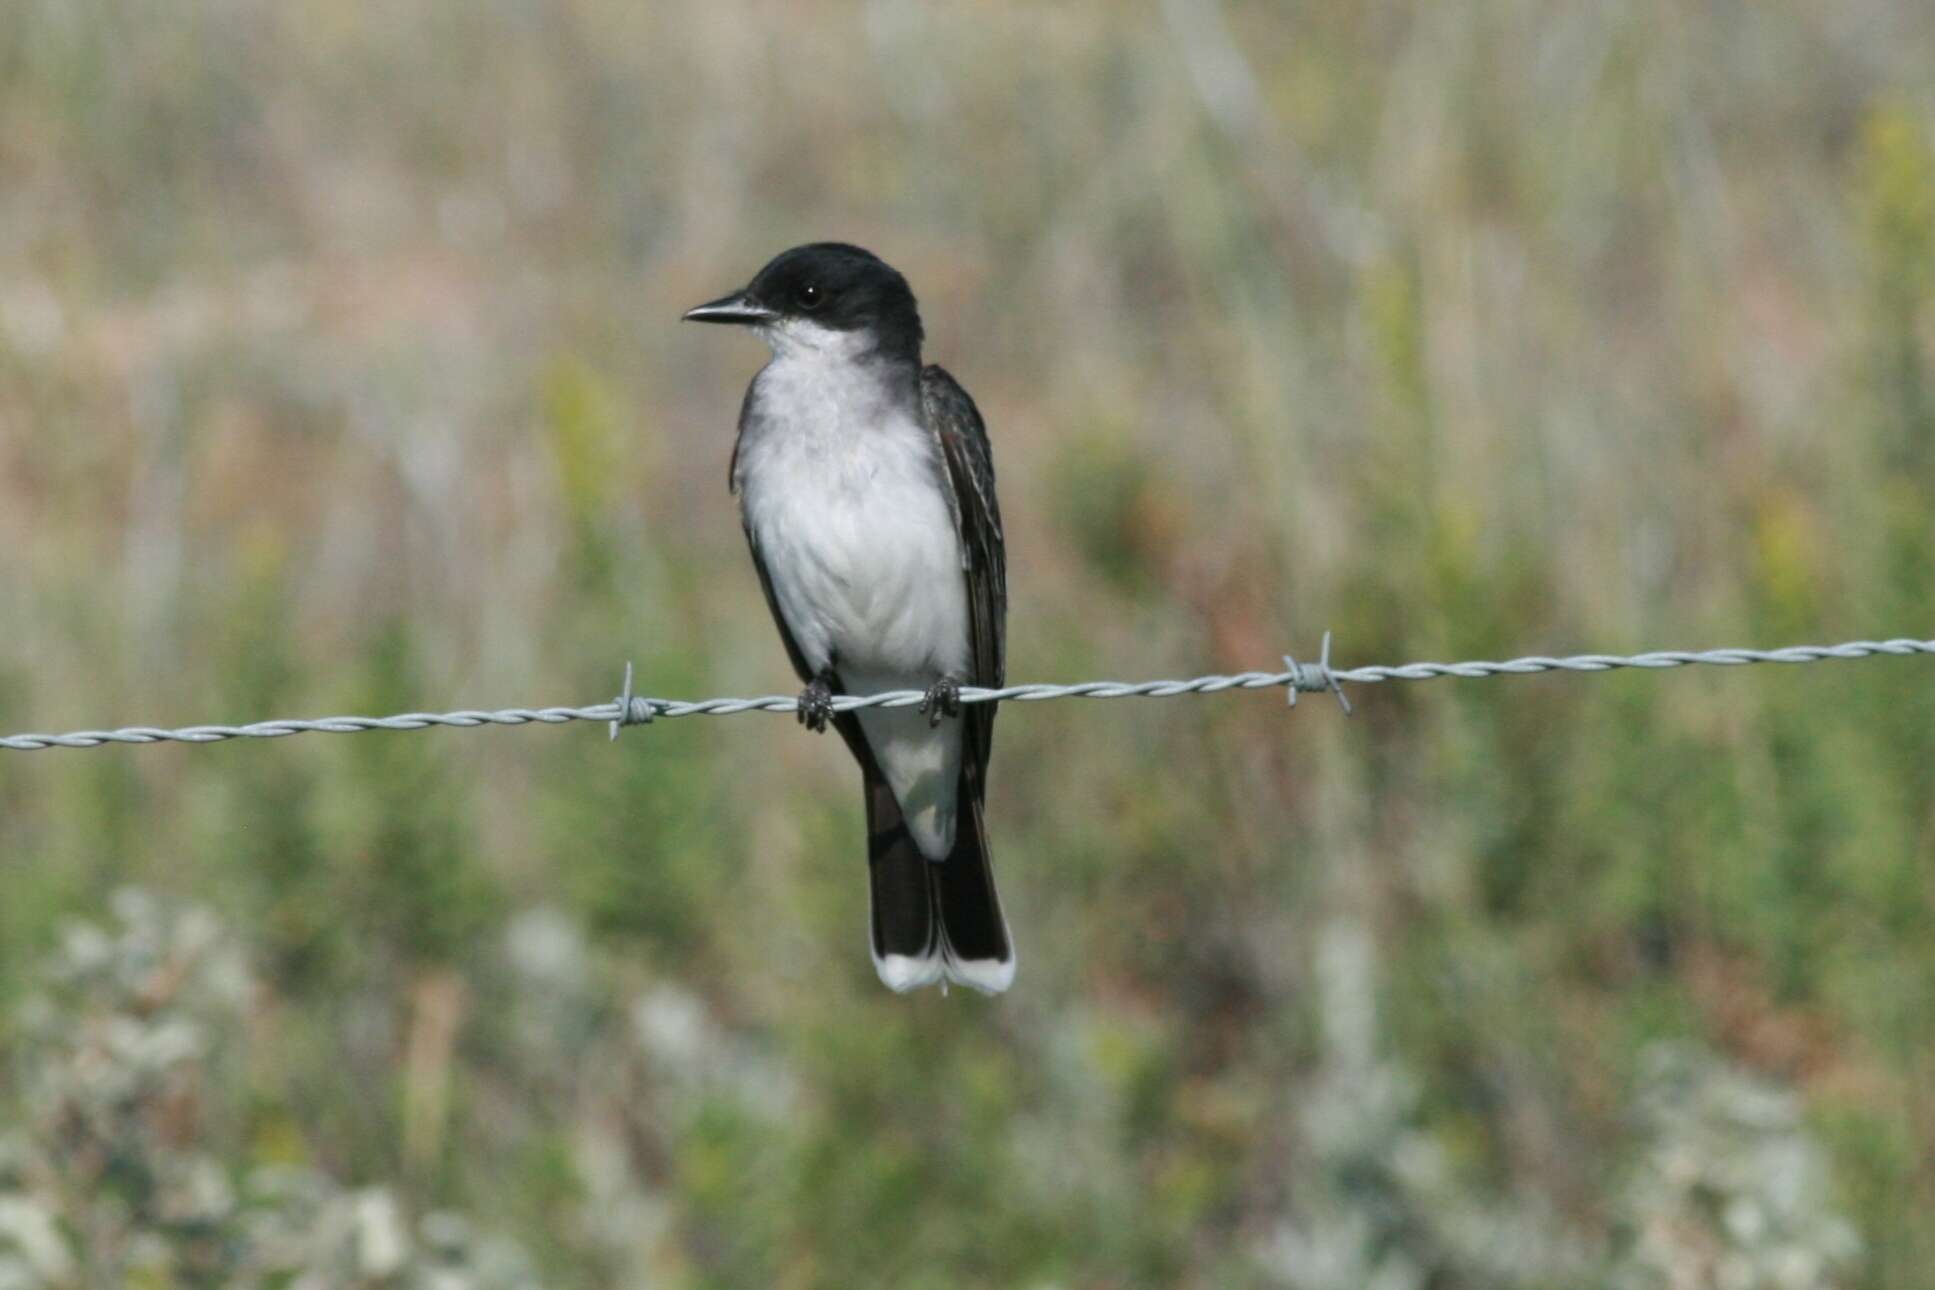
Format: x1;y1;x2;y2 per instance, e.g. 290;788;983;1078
797;676;835;733
919;676;962;727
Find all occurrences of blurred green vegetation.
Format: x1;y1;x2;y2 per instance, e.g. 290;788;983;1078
0;1;1931;1285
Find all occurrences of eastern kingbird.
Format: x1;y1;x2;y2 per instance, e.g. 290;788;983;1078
684;243;1014;995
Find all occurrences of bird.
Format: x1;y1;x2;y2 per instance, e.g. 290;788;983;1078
684;243;1014;995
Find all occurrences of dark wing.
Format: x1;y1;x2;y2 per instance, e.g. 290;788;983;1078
734;365;814;684
728;376;759;495
921;364;1007;774
743;528;815;686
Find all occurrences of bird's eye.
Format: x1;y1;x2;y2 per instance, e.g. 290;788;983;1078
796;284;824;310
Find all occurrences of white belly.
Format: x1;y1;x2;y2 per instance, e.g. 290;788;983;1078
742;432;968;681
736;372;970;859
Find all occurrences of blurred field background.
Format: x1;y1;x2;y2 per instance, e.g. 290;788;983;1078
2;0;1933;1285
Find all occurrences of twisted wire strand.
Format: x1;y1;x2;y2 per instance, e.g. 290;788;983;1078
3;636;1930;752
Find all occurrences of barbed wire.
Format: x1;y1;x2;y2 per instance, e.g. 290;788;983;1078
2;635;1930;753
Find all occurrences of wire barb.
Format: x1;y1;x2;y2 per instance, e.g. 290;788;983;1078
3;635;1932;753
608;661;654;741
1284;630;1352;715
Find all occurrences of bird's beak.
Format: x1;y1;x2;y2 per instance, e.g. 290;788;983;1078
682;290;777;326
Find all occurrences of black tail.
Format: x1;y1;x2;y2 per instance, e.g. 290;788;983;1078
863;760;1014;995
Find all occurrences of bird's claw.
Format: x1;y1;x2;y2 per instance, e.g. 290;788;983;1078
919;677;962;727
797;677;835;733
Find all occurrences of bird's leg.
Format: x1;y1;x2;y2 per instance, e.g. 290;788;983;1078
797;672;836;734
919;675;962;727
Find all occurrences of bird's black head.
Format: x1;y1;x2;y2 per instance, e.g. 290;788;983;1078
683;243;924;364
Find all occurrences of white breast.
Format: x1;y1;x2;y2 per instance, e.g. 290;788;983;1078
733;333;971;859
735;345;968;683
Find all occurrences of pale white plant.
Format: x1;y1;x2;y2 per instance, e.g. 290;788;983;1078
0;889;538;1289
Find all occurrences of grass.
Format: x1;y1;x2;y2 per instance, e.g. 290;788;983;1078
1;1;1932;1285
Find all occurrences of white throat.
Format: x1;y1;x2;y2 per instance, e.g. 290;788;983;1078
757;317;880;363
